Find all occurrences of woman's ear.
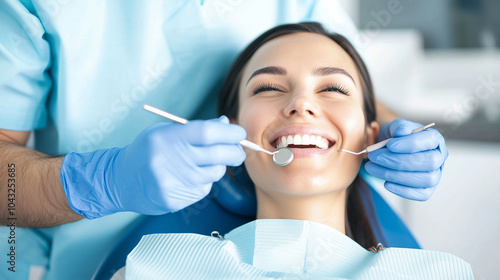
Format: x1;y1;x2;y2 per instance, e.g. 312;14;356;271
363;121;380;159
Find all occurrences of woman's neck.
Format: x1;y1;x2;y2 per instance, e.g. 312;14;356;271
255;189;347;234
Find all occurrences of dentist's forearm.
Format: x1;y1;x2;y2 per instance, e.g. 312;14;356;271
0;141;82;227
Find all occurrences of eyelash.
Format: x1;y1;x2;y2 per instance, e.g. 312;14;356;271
321;83;350;96
253;82;350;96
253;82;282;95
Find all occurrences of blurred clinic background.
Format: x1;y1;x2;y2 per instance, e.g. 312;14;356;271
339;0;499;279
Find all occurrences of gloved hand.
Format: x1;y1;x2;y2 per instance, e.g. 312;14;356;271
364;119;448;201
60;116;246;219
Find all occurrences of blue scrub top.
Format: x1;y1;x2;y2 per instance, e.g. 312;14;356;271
0;0;358;279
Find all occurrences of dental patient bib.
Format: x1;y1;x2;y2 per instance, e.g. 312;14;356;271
125;219;473;279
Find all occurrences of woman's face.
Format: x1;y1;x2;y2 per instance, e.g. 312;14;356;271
236;32;378;197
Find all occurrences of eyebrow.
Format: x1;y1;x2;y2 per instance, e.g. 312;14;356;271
313;67;356;85
246;66;356;85
246;66;287;85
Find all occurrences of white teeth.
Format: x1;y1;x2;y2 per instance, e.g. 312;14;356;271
281;136;287;147
310;135;318;145
293;135;301;145
275;134;330;149
302;134;310;145
320;138;328;149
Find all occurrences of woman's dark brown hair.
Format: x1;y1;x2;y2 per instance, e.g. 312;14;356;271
218;22;380;248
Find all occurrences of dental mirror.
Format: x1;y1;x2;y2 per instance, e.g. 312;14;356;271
273;147;294;166
239;139;294;166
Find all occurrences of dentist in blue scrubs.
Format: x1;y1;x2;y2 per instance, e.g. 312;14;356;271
0;1;448;279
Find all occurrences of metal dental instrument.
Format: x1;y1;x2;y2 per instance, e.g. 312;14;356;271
338;122;436;155
272;147;294;166
143;104;294;166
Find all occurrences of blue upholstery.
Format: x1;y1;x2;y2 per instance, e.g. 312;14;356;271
92;165;419;280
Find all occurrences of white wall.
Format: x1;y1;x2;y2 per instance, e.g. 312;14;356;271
362;29;500;280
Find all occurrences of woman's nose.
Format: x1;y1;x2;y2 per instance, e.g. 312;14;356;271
283;94;320;118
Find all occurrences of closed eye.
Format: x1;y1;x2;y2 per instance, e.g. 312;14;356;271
320;83;350;96
253;82;283;95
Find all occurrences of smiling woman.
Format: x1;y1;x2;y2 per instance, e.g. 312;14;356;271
219;22;380;248
117;23;472;279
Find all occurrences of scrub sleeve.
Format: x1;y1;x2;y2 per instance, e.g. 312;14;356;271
0;3;142;280
0;2;51;279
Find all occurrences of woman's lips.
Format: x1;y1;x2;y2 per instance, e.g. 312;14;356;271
286;145;333;158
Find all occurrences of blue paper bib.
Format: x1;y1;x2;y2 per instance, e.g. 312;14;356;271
122;219;473;279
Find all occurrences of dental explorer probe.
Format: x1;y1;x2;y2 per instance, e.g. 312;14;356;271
338;123;436;155
143;104;294;166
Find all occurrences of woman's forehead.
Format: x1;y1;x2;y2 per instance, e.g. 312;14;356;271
242;32;360;84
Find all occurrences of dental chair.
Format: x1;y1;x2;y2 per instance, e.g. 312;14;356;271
92;163;420;280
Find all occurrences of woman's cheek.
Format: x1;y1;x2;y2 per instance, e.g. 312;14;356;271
330;103;366;150
238;102;267;143
238;102;274;191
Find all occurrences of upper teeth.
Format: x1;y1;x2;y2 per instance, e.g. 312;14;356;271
276;134;330;149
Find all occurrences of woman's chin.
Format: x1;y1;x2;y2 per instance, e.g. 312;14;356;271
262;160;361;195
275;154;340;171
259;180;348;198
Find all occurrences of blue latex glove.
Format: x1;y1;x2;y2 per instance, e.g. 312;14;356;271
364;119;448;201
60;116;246;219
